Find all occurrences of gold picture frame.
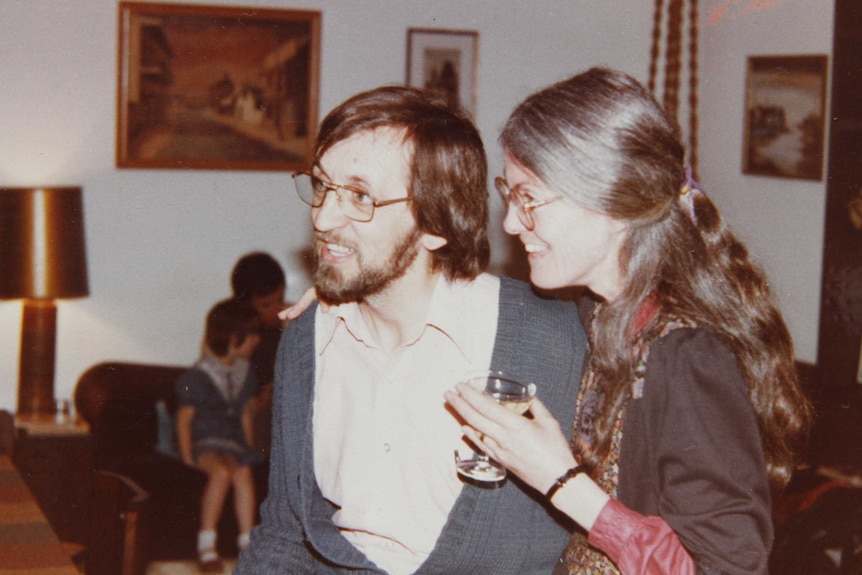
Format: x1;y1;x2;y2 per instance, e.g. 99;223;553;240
117;2;320;171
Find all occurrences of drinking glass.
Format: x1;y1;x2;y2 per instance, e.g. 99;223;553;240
454;371;536;482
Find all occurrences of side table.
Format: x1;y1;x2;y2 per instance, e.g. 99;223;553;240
12;415;94;545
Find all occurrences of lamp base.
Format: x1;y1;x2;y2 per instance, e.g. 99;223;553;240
17;299;57;416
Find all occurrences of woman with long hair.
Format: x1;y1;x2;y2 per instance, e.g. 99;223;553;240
446;67;812;574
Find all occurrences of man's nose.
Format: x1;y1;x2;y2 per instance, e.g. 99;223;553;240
311;189;348;231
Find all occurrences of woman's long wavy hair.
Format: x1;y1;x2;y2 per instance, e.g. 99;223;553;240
500;67;811;490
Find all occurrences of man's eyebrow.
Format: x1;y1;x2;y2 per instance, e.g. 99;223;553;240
313;164;371;189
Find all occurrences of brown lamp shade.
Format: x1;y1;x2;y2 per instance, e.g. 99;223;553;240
0;187;89;299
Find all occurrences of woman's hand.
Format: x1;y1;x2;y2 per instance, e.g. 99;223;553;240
279;287;321;321
444;383;578;494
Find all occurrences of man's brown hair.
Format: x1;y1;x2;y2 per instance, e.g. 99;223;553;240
313;86;490;281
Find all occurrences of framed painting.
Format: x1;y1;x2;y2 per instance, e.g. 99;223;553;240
406;28;478;118
742;54;828;180
117;2;320;171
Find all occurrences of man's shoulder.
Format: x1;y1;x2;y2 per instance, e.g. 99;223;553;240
284;301;318;333
279;302;318;362
494;276;586;361
498;276;580;318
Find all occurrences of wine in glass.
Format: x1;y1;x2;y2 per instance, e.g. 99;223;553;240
454;371;536;482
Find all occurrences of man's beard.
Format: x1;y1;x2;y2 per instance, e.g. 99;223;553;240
313;227;423;305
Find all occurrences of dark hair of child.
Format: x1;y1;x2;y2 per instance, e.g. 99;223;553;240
231;252;286;300
204;299;261;357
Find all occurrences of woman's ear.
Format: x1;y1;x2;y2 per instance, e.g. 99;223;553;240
609;217;628;236
421;233;448;252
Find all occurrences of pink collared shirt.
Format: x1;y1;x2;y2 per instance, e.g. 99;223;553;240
313;273;500;575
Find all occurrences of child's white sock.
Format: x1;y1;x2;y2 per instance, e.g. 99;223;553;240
197;529;217;552
237;532;251;551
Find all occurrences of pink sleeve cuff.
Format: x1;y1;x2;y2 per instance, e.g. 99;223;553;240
588;499;696;575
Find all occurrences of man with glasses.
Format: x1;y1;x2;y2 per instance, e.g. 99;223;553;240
236;85;586;575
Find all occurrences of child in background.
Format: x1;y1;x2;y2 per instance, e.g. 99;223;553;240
231;252;288;456
230;251;287;387
176;299;262;572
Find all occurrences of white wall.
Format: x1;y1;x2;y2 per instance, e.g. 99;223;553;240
0;0;833;412
698;0;834;362
0;0;653;411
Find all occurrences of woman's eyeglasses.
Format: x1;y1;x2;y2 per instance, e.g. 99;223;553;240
494;177;563;231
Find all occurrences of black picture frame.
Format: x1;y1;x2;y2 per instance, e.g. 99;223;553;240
743;54;828;180
406;28;478;118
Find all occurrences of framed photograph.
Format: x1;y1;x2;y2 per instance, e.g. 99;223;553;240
743;54;828;180
117;2;320;171
406;28;478;118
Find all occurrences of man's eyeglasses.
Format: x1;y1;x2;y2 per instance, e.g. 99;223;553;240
494;177;563;231
292;172;411;223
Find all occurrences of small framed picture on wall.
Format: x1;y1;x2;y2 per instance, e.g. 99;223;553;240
742;54;828;180
406;28;478;118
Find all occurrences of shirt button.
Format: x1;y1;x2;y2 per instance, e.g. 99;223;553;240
383;443;391;452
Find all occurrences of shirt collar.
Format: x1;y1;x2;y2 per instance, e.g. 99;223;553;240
197;352;228;377
316;275;482;361
196;352;249;389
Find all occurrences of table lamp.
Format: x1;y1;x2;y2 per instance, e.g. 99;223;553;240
0;187;89;417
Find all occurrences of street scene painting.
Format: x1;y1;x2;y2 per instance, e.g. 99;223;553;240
743;55;828;180
117;2;320;171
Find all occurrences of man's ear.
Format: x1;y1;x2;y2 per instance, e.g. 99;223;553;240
421;233;448;252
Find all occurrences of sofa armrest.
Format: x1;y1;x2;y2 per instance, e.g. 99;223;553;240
74;362;186;463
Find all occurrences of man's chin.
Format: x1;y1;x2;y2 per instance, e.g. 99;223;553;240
315;270;390;306
315;285;358;306
312;227;420;306
314;270;363;306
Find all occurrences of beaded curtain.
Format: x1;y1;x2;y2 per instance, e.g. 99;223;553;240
648;0;700;178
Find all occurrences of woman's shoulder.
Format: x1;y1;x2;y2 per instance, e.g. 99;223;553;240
650;324;734;363
644;325;748;400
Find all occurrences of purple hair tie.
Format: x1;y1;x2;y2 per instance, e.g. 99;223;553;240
679;166;702;224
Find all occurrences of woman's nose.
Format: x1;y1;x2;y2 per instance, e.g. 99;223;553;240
502;204;526;235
